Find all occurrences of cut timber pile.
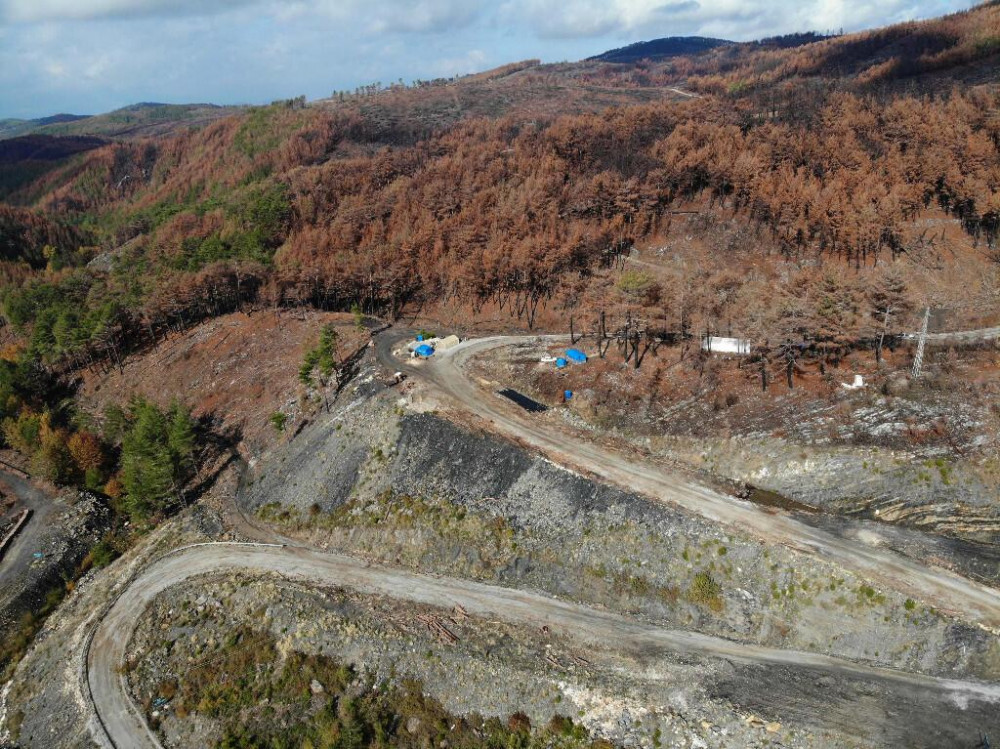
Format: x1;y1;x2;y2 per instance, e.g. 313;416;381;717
416;614;460;644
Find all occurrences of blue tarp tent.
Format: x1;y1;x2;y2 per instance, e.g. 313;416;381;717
415;344;435;357
565;348;588;363
555;358;568;368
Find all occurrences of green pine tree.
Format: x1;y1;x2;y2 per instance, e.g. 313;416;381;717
120;399;174;521
167;400;197;479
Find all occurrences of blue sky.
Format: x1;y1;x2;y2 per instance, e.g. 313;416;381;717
0;0;981;119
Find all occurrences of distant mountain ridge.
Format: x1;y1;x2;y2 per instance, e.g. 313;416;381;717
0;102;240;141
0;114;88;140
589;36;731;63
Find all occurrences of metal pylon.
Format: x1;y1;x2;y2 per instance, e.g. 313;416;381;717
912;307;930;379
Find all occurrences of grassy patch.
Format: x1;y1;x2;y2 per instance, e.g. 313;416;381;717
686;571;724;613
156;625;605;749
256;491;520;569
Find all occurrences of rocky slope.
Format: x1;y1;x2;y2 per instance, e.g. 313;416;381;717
231;366;1000;746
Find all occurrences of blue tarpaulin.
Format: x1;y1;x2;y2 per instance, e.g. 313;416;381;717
565;348;588;363
416;334;424;341
415;344;435;357
564;390;573;400
555;358;568;368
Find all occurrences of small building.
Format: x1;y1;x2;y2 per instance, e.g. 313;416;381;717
841;374;865;390
436;334;461;351
702;336;751;355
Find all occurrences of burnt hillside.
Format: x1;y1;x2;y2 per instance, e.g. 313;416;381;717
0;2;998;372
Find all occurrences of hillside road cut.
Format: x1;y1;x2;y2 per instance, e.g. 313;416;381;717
378;331;1000;630
88;543;1000;749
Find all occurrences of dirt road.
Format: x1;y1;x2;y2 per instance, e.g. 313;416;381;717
378;333;1000;629
81;331;1000;748
924;325;1000;345
88;542;1000;749
0;472;57;595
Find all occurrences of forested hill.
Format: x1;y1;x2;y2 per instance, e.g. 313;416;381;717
0;114;89;140
0;103;240;142
589;36;731;63
1;1;1000;374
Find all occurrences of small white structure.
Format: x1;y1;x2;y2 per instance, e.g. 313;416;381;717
702;336;752;355
841;374;865;390
436;334;461;351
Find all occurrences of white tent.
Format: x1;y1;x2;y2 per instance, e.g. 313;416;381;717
702;336;751;355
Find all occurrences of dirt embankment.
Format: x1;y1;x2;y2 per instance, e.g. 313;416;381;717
122;572;858;749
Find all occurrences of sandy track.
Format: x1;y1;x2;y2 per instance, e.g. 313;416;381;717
88;543;1000;749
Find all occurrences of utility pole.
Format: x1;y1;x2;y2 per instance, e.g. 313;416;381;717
876;306;890;365
912;307;930;379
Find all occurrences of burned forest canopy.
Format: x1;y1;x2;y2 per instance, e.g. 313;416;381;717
1;2;1000;374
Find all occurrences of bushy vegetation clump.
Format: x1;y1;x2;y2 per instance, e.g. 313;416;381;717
687;571;724;612
0;348;199;523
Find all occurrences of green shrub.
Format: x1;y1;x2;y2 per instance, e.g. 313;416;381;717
688;571;724;612
88;538;118;569
269;412;287;432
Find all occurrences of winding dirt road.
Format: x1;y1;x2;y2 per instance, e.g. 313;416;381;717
88;543;1000;749
82;331;1000;748
383;334;1000;629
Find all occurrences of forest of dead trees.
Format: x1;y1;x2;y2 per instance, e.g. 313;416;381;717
2;3;1000;373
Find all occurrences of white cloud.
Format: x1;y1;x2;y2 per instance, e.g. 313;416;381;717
0;0;983;118
500;0;977;40
363;0;487;33
0;0;487;28
0;0;264;23
0;0;979;37
428;48;489;77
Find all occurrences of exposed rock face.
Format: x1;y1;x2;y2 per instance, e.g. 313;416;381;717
239;389;1000;686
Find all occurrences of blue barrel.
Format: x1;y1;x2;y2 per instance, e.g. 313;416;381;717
564;390;573;400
